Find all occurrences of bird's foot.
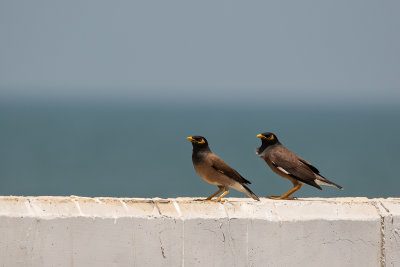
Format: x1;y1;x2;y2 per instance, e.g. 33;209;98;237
267;196;297;200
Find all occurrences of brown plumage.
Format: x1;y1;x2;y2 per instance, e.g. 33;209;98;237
256;132;342;199
187;136;259;201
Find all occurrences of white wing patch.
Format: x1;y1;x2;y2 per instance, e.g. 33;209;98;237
277;166;290;175
272;161;290;175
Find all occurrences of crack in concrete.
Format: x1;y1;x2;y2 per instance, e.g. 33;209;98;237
159;237;166;259
372;201;386;267
393;228;400;244
322;237;375;247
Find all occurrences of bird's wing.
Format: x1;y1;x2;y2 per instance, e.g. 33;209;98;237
269;146;322;190
298;158;320;174
209;154;251;184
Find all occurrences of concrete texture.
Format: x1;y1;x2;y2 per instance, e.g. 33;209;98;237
0;196;399;267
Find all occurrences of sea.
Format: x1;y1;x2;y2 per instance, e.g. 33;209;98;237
0;101;399;199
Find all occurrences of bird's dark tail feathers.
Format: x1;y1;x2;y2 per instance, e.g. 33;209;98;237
241;184;260;201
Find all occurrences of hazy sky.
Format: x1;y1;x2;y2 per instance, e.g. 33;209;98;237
0;0;399;106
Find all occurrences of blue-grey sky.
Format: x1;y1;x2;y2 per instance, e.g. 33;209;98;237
0;0;399;106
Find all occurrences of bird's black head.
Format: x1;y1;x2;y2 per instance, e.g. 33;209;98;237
256;132;280;154
186;136;209;150
257;132;279;145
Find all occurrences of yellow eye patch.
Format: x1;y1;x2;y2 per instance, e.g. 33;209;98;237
186;136;206;144
266;135;274;140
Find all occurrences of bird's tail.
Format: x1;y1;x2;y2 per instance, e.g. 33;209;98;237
234;183;260;201
316;175;343;190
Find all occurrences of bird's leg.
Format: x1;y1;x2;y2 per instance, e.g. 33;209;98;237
205;186;224;201
268;184;302;200
215;188;230;202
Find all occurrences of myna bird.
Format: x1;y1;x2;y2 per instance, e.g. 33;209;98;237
187;136;259;201
256;132;342;200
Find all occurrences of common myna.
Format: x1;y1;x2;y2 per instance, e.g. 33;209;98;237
256;132;342;199
187;136;259;201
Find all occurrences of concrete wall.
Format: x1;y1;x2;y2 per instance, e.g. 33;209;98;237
0;196;399;267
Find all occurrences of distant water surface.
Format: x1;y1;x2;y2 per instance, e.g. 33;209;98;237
0;102;399;198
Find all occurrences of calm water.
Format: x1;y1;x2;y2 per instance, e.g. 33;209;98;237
0;102;399;199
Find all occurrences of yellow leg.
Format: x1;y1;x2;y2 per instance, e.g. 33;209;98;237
269;184;302;200
205;186;224;200
215;188;230;202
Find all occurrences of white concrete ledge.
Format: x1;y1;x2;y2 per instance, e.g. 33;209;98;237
0;196;399;266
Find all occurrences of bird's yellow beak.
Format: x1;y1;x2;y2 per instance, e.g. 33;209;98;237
257;134;265;139
186;136;195;142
